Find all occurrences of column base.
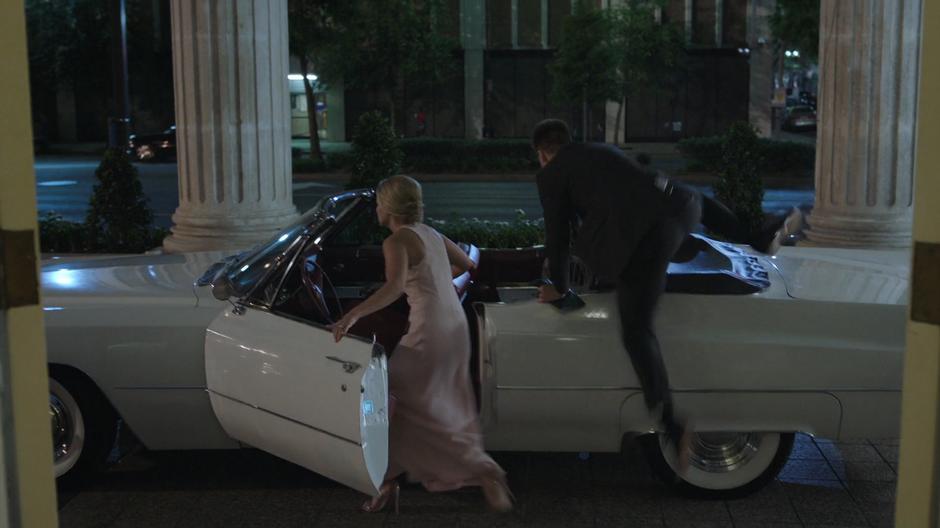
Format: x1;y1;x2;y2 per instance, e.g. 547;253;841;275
163;205;299;253
802;211;913;248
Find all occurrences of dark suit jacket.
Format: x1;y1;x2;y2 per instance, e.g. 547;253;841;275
536;142;669;291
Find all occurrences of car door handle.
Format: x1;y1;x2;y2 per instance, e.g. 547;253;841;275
325;356;361;374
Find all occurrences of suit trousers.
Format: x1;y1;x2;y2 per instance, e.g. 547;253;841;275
616;186;701;440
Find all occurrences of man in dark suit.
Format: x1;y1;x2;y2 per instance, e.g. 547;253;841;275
532;119;801;469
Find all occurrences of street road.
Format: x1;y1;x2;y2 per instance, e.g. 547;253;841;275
35;158;814;230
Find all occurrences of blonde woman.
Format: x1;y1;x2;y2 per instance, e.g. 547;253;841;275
331;175;513;513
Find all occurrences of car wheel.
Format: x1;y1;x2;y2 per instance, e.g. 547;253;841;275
49;370;118;482
644;431;794;499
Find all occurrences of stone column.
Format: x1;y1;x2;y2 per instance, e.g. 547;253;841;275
805;0;922;248
163;0;297;253
461;0;486;139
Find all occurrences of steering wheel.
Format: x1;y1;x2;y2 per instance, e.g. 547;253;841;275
301;249;343;323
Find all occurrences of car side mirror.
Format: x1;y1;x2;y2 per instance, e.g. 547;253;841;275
211;276;235;301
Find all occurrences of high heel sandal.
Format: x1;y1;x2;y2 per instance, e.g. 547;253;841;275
361;481;400;514
481;474;515;513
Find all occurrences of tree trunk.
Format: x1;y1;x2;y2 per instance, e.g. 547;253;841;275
581;89;588;142
299;56;322;162
613;96;625;145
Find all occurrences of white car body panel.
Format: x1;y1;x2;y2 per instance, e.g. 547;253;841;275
205;307;388;495
41;235;908;474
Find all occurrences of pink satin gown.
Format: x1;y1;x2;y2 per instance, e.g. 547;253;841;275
385;223;503;491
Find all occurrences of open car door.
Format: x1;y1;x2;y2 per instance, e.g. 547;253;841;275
205;304;388;495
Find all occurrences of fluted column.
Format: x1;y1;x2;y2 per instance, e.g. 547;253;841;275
805;0;922;247
163;0;297;253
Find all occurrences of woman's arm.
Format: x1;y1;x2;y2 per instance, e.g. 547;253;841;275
442;235;475;276
331;235;410;342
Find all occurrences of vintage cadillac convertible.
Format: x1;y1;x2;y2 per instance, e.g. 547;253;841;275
43;190;908;498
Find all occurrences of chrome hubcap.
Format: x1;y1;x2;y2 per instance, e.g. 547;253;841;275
688;432;762;473
50;394;74;463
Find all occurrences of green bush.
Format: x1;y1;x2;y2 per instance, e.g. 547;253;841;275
677;135;815;175
38;211;167;254
399;138;538;173
714;122;764;234
86;149;160;253
39;212;90;253
427;210;545;249
349;111;403;189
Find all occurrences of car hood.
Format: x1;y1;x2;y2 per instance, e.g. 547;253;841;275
769;246;909;305
41;251;231;302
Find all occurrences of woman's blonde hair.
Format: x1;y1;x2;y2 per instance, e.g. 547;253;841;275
376;175;424;224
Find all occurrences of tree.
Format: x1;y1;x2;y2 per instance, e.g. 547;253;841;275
288;0;355;161
608;0;684;144
348;111;404;190
86;148;157;252
770;0;820;61
324;0;459;136
714;122;765;235
549;0;620;141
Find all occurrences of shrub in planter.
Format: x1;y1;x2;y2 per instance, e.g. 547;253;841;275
349;111;403;189
39;212;90;253
427;210;545;249
85;148;158;253
714;122;765;234
677;135;815;175
399;138;538;173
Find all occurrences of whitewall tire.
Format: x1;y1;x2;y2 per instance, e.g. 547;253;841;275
49;369;118;483
646;431;795;499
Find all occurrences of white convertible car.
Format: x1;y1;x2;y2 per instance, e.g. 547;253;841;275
43;190;908;498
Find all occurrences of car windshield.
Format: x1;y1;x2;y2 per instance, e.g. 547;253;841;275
224;191;365;295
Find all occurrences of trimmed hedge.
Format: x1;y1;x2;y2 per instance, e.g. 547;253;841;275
39;211;168;254
291;138;538;174
427;210;545;249
400;138;538;173
678;136;815;176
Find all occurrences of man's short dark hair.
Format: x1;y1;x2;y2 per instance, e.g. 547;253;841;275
532;119;572;155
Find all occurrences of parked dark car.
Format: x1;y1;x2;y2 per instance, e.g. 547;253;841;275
782;106;817;132
127;125;176;161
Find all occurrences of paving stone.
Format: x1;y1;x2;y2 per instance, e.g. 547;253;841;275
312;511;387;528
790;436;825;460
661;496;731;523
590;487;662;519
863;509;896;528
175;489;276;528
726;481;799;523
519;492;594;519
593;512;664;527
457;512;526;528
383;512;460;527
778;458;840;481
781;482;868;526
663;521;733;528
522;514;594;527
109;491;201;528
872;443;899;464
843;481;896;512
817;441;884;463
829;460;897;482
58;491;135;528
733;523;802;528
